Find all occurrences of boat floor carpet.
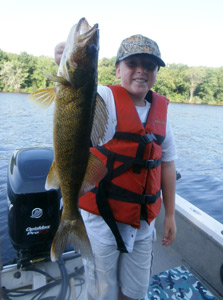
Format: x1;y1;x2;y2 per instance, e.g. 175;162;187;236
144;265;218;300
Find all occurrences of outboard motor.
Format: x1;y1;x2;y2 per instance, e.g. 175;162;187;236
7;148;61;266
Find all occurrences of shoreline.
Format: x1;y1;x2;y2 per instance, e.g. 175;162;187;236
1;91;222;107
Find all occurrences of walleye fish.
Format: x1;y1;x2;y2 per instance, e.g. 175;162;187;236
29;18;108;262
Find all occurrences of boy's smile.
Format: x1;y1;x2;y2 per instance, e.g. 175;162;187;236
116;54;159;106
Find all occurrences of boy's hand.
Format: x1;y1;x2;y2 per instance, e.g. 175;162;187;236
55;42;66;65
161;161;176;247
162;215;176;246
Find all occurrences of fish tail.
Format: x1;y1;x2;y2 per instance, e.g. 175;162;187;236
50;215;93;262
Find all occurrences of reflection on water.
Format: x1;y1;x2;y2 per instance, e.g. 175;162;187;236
0;93;223;265
169;102;223;224
0;92;54;265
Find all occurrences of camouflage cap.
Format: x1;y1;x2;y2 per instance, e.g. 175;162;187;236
115;34;165;67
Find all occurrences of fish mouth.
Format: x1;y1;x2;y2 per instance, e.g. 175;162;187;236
76;17;98;36
72;18;99;58
61;18;99;84
66;18;98;49
75;18;98;43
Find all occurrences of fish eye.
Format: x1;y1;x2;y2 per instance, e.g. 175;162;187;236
87;43;97;57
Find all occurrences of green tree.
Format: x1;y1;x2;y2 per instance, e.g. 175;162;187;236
29;56;58;92
0;61;28;92
17;52;38;90
185;67;205;102
154;64;189;101
214;68;223;104
98;57;120;85
154;66;176;98
196;68;218;104
0;49;10;90
0;48;222;105
172;64;190;101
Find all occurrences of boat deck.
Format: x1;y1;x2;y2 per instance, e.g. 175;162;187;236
151;195;223;300
2;195;223;299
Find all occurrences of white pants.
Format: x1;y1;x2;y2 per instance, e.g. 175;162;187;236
85;232;155;300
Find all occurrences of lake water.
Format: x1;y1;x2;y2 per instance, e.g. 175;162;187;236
0;92;223;265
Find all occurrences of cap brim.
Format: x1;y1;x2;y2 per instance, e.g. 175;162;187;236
149;54;165;67
116;53;165;67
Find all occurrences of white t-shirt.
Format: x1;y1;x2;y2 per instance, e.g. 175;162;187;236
81;85;177;252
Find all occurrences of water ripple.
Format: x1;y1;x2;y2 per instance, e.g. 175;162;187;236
0;94;223;265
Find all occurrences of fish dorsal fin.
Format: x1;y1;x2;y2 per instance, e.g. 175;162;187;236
46;74;70;85
45;160;60;190
28;87;56;107
79;152;107;196
91;93;109;146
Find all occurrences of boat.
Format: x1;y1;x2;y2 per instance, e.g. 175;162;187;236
1;148;223;299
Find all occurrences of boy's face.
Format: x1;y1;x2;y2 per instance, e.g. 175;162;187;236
116;54;159;101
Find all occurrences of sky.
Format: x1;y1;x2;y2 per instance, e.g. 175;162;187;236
1;0;223;67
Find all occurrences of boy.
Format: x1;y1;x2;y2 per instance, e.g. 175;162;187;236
55;34;177;300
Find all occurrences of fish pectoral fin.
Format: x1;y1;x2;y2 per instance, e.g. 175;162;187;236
45;160;60;190
79;152;107;196
28;87;56;107
46;74;70;85
90;93;109;146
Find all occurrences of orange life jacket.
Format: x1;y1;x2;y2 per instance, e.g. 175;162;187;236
79;85;169;251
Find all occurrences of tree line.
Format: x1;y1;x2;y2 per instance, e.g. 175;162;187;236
0;49;223;105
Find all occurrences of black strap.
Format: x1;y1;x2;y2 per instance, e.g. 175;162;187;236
95;158;128;253
96;146;162;178
145;90;153;103
94;132;163;253
93;183;161;204
110;183;161;204
140;204;148;222
113;132;164;174
113;132;165;145
94;178;160;253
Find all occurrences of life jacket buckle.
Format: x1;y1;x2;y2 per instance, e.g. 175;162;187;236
145;159;155;169
141;133;157;144
133;159;158;170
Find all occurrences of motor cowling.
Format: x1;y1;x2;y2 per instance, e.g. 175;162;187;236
7;148;61;264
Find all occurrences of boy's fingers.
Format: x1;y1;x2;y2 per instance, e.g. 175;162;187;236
162;227;176;246
55;42;66;65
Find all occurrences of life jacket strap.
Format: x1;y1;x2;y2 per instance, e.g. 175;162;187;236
92;183;161;204
113;132;165;145
95;177;128;253
94;132;163;253
96;145;162;179
94;177;160;253
113;132;163;173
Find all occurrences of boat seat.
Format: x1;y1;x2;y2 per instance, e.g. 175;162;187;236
145;265;218;300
